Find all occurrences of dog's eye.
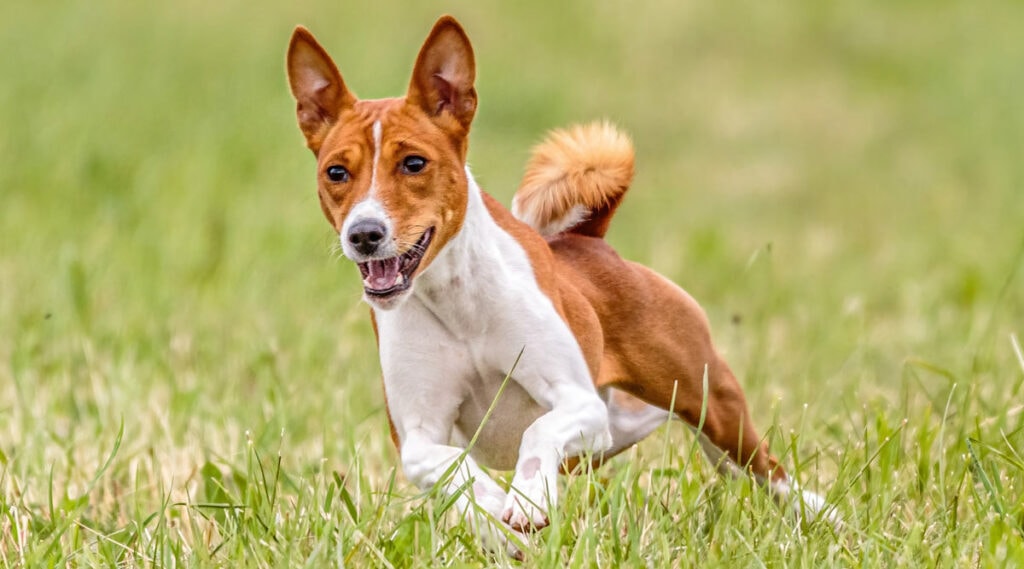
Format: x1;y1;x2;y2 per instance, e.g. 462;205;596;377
325;165;350;183
401;155;428;175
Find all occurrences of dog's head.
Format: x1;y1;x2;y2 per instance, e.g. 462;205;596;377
286;16;477;309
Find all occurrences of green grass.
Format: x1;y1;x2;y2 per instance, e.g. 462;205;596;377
2;0;1024;566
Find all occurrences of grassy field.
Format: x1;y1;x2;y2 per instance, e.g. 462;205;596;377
2;0;1024;566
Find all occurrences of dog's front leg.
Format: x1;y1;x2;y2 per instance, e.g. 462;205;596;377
401;429;526;558
502;385;612;532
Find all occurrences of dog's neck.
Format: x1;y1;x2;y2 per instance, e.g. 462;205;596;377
400;167;530;337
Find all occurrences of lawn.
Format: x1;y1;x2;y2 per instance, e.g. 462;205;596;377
2;0;1023;566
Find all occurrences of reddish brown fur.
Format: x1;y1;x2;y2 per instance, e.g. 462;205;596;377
287;19;477;283
314;99;470;274
287;16;785;486
488;195;784;480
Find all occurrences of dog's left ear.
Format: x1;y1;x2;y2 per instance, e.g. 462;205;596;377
407;16;477;132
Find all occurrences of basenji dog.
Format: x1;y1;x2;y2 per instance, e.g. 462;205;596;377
286;15;830;557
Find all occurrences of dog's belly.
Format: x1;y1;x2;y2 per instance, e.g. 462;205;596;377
453;379;547;471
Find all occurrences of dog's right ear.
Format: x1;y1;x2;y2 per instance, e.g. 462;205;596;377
286;27;356;153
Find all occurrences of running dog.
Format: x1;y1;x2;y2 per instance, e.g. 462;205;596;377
286;15;828;557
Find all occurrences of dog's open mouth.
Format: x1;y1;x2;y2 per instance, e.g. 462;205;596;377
357;227;434;298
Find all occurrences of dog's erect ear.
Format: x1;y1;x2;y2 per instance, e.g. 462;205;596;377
287;26;356;153
407;16;477;131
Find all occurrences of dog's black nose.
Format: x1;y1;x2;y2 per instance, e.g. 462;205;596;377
347;219;388;256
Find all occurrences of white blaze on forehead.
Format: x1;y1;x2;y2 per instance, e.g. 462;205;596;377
369;120;383;197
340;119;393;260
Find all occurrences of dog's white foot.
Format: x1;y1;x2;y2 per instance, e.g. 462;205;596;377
501;492;549;533
458;479;530;558
474;515;528;561
794;487;842;527
771;477;841;528
502;456;553;532
501;528;528;562
796;488;827;519
467;480;507;519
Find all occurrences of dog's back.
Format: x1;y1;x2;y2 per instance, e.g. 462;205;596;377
512;124;787;481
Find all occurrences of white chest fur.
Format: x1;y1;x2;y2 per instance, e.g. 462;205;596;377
372;169;603;471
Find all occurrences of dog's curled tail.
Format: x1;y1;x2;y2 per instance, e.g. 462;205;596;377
512;121;635;238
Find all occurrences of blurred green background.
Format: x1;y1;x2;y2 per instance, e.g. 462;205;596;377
1;0;1023;561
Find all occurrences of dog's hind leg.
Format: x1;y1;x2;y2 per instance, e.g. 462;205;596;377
603;388;671;457
605;263;835;523
663;354;784;482
691;422;835;525
637;354;834;524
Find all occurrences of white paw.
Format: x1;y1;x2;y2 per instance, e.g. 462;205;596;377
459;480;529;558
503;530;527;562
773;477;842;528
795;488;842;528
467;481;507;518
502;465;553;532
502;493;549;532
474;516;528;561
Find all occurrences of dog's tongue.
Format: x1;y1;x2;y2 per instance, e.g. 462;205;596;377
366;258;401;290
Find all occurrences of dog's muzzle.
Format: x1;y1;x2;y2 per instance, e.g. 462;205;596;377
355;227;435;301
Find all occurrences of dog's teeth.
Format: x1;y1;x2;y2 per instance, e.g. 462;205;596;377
395;274;405;286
